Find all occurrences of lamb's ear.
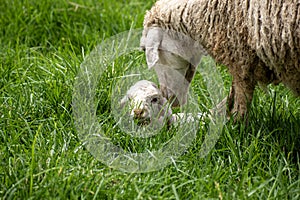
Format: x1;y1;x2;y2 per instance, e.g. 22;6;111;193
141;28;163;69
120;95;129;108
149;81;159;89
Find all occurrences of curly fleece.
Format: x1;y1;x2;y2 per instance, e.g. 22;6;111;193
143;0;300;116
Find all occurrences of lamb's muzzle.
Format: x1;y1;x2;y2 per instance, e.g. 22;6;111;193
133;108;145;119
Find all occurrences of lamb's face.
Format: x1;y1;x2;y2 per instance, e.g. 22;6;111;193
120;80;172;125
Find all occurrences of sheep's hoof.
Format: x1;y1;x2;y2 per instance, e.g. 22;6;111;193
228;104;250;124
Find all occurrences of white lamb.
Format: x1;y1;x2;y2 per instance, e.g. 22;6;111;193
120;80;199;127
120;80;174;126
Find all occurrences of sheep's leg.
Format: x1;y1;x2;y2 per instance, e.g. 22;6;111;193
228;75;256;119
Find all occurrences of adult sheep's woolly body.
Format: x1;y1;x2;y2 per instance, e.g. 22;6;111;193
142;0;300;116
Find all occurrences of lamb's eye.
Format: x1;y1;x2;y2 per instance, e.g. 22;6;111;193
151;97;158;103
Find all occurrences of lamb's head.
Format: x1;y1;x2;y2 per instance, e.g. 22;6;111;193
120;80;173;126
141;27;207;107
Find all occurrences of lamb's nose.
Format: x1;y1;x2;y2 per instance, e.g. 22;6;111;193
134;108;144;118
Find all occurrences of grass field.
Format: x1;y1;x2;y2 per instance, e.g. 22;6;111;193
1;0;300;199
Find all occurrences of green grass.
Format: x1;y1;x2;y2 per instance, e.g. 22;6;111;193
1;0;300;199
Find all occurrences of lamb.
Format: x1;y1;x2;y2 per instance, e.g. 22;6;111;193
120;80;174;127
120;80;200;128
141;0;300;118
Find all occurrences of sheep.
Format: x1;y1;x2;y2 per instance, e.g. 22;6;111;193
119;80;201;128
141;0;300;118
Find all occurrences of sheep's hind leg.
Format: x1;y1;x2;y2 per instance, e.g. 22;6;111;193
227;77;256;120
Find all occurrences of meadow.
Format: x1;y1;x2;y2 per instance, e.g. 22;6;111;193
1;0;300;199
